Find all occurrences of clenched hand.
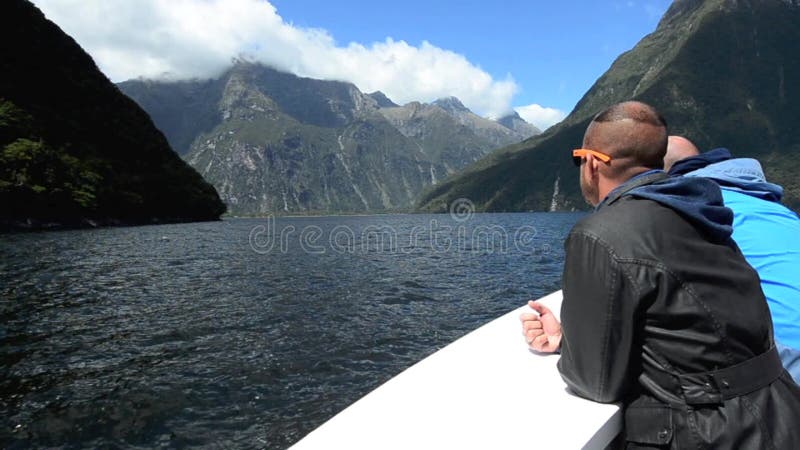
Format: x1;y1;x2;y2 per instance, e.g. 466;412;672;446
520;300;562;353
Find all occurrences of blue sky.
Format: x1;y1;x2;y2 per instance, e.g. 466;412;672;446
270;0;672;115
33;0;673;129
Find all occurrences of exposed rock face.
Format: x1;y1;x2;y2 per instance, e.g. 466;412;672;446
377;100;523;175
497;111;541;140
119;63;540;215
419;0;800;213
367;91;399;108
178;63;436;214
432;97;537;148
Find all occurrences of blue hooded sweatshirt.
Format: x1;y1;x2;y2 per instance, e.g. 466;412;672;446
676;154;800;350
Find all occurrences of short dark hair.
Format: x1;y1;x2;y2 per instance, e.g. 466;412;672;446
593;102;667;128
584;101;668;172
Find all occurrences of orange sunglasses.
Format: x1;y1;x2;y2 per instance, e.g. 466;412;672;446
572;149;612;166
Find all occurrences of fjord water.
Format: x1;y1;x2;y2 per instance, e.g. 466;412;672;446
0;213;580;449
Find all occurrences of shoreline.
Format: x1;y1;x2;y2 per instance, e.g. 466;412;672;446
1;210;588;232
0;216;223;233
225;209;585;219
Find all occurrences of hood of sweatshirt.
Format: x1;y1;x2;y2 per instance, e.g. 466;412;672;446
602;171;733;242
667;147;783;202
684;158;783;202
667;147;733;176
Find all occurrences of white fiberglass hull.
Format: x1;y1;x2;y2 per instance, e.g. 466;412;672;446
290;290;621;450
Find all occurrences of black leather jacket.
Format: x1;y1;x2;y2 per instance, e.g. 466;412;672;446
558;173;800;449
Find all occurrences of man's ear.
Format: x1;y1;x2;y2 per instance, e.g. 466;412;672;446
585;154;600;180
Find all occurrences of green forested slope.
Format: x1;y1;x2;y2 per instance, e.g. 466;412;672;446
419;0;800;213
0;0;225;228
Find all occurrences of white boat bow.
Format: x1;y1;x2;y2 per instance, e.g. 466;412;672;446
290;290;621;449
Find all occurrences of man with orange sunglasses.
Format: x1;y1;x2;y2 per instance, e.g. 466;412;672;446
520;101;800;448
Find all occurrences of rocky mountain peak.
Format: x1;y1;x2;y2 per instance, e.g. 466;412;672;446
367;91;398;108
432;96;469;114
497;109;522;122
497;111;541;138
497;110;523;122
661;0;799;27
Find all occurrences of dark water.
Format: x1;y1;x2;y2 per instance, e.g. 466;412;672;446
0;213;581;449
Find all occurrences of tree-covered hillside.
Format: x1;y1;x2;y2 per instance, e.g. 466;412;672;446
0;0;225;228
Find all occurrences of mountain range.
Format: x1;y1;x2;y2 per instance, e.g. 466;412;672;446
7;0;793;224
419;0;800;213
0;0;225;229
118;64;539;215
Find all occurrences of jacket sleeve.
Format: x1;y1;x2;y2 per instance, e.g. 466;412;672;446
557;230;640;403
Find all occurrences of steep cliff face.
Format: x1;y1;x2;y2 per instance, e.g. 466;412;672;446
419;0;800;213
0;0;225;228
120;63;540;215
174;63;439;214
113;77;226;157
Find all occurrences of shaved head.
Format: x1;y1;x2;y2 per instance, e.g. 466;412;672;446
583;101;668;179
664;135;700;171
577;101;668;206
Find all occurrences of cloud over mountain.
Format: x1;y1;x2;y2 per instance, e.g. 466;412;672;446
32;0;519;117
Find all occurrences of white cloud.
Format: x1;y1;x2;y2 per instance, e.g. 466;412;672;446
31;0;520;117
514;104;567;131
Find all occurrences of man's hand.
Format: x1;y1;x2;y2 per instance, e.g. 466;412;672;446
520;300;562;353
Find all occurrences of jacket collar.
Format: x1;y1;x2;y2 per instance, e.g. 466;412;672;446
597;170;669;210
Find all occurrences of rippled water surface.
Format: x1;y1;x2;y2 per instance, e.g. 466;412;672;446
1;213;581;449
